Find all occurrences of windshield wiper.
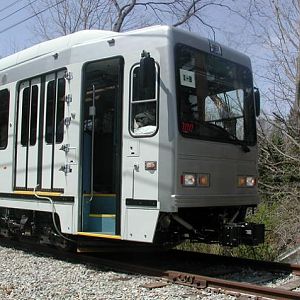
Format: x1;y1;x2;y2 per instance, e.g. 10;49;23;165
188;119;251;152
207;123;250;152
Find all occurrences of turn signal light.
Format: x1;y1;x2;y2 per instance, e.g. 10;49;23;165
198;174;210;187
238;176;256;187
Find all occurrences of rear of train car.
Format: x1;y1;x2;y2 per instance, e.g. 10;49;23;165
0;26;264;247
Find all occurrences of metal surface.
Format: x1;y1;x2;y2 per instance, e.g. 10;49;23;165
165;270;300;300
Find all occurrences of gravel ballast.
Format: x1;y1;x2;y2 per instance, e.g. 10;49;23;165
0;245;236;300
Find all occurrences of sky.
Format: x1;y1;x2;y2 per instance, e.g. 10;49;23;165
0;0;37;57
0;0;289;115
0;0;254;58
0;1;261;56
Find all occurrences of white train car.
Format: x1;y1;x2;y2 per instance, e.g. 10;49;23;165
0;26;264;248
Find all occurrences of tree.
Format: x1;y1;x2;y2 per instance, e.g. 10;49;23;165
30;0;235;40
245;0;300;255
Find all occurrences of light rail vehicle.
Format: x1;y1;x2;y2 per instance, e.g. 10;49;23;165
0;25;264;249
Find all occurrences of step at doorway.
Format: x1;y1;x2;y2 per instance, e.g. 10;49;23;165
83;194;116;234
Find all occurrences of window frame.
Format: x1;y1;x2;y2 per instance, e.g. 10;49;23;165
20;86;30;147
129;62;160;138
29;85;39;146
19;82;40;148
0;89;10;150
175;43;257;146
45;72;66;145
45;79;56;145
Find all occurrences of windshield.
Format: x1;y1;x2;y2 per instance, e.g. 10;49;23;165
176;44;256;146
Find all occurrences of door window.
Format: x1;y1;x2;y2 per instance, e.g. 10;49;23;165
130;65;159;136
0;89;9;149
21;85;39;147
45;77;66;144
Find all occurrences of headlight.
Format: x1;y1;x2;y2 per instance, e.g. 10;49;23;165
181;173;196;186
238;176;256;187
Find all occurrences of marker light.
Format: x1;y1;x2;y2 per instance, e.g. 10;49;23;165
182;173;196;186
238;176;256;187
198;174;210;187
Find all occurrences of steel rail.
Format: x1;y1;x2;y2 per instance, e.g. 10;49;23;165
75;252;300;299
164;270;300;300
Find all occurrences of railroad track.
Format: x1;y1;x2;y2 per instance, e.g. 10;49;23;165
80;252;300;299
83;251;300;299
163;270;300;299
1;238;300;299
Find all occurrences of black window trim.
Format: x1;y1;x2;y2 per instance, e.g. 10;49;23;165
0;88;10;150
45;71;66;145
19;81;40;148
45;78;56;145
29;85;39;146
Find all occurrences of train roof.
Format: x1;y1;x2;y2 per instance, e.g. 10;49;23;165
0;25;250;73
0;29;117;72
0;26;173;71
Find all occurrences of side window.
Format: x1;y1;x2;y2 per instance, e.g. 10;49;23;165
45;76;65;144
45;81;55;144
130;65;158;136
30;85;39;145
20;84;39;147
21;87;30;146
56;78;65;143
0;89;9;149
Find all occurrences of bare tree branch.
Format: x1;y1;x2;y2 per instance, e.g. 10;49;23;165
112;0;136;32
29;0;236;39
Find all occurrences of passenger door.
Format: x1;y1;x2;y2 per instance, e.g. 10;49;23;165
15;70;66;191
81;57;123;235
121;60;160;242
42;71;66;191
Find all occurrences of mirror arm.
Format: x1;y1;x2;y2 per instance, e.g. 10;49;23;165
139;50;156;90
254;87;260;117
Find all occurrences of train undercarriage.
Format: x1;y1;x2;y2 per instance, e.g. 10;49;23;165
0;207;74;249
155;206;265;247
0;205;265;250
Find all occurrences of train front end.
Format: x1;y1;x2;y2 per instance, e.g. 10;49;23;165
155;29;264;247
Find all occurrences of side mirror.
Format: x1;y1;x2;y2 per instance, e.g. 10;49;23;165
139;50;155;90
254;87;260;117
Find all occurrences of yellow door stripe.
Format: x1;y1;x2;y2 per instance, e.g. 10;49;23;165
77;232;121;239
89;214;116;218
14;190;62;197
